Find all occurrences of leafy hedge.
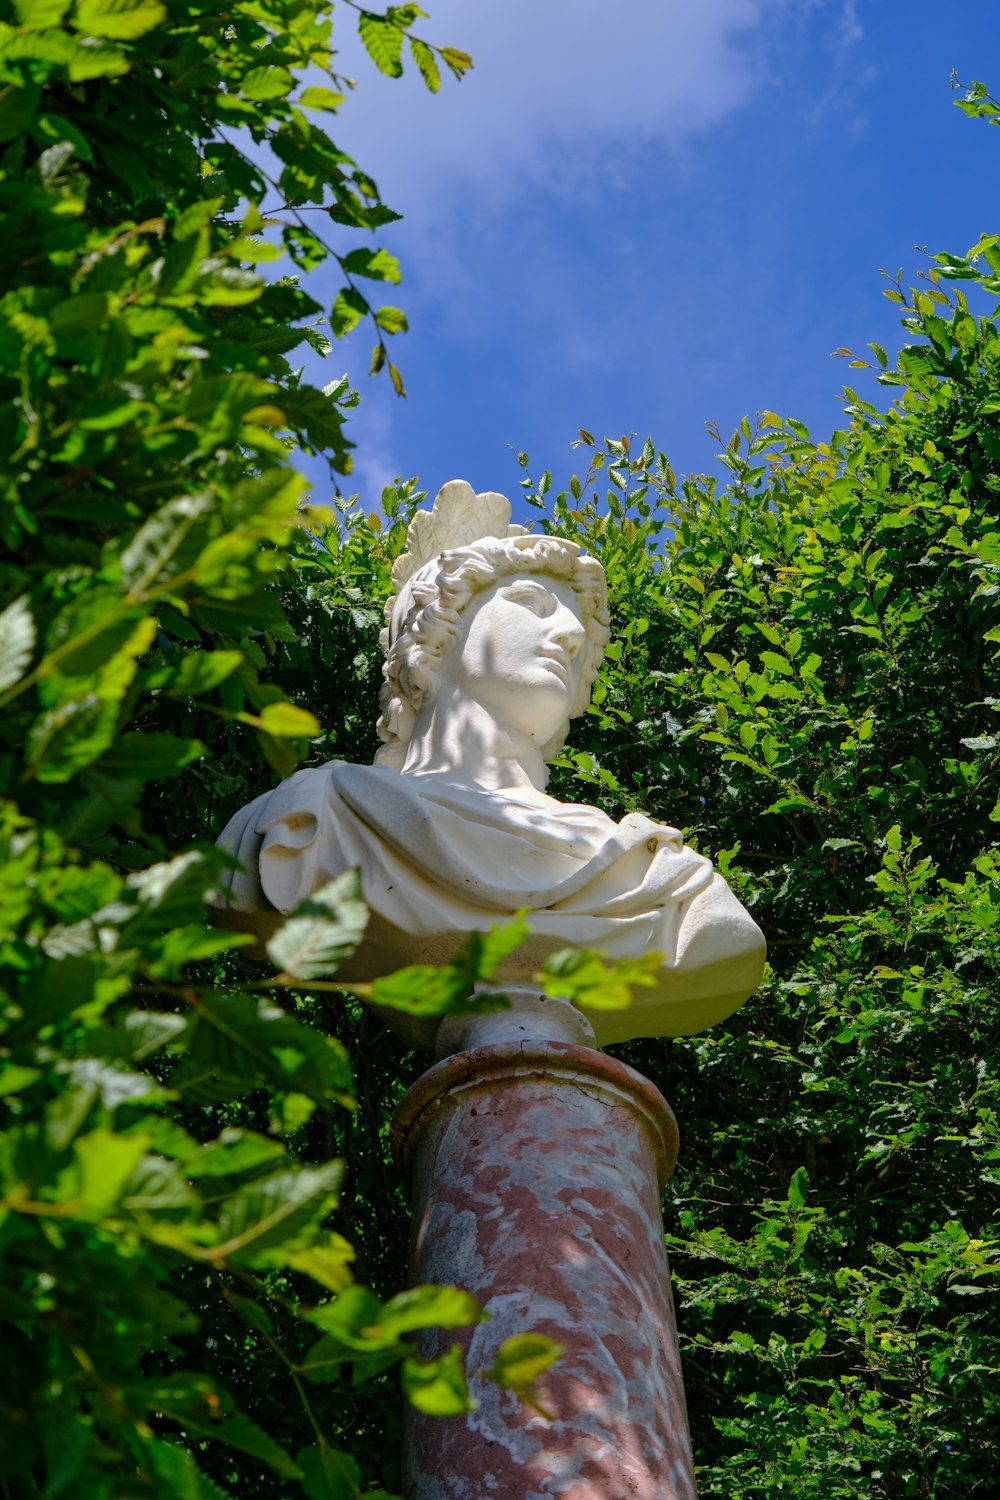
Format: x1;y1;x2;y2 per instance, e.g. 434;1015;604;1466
517;177;1000;1492
0;4;499;1497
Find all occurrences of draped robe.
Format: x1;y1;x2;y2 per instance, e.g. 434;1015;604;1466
216;761;765;1047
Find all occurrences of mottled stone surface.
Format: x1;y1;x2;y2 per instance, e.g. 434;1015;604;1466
392;1041;697;1499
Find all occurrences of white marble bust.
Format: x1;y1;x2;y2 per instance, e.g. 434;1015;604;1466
215;481;765;1048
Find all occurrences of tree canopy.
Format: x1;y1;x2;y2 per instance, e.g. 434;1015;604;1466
0;1;998;1495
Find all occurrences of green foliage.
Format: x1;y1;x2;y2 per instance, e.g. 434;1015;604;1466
0;1;498;1495
513;220;1000;1492
489;1332;565;1391
537;946;660;1009
266;873;370;982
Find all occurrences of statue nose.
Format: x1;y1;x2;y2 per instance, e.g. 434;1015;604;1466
552;616;585;658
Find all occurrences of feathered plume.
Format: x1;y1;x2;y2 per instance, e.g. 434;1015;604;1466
389;480;525;591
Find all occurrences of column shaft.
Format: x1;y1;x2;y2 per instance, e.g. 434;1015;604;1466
391;1039;697;1500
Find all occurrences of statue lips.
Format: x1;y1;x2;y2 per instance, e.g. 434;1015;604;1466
538;646;572;686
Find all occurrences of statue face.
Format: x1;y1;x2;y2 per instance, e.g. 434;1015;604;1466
453;575;588;745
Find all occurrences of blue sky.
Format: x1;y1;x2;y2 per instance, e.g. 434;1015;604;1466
293;0;1000;517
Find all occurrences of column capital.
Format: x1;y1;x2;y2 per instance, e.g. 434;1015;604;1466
391;1038;679;1190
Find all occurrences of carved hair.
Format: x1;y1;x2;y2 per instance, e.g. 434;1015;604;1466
375;534;610;769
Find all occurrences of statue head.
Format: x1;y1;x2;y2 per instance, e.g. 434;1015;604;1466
375;481;610;770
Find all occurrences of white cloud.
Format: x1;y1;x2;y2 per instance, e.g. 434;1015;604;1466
331;0;805;215
837;0;863;50
320;0;826;349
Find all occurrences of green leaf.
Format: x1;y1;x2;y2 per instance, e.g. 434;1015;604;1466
256;701;321;738
375;1286;486;1341
139;1439;231;1500
73;0;166;41
0;1065;42;1097
369;916;529;1018
74;1128;151;1211
284;225;327;272
787;1166;810;1210
489;1332;564;1392
286;1235;356;1292
468;912;531;976
538;948;660;1009
126;850;212;920
298;86;346;113
94;733;202;782
42;591;150;683
266;870;369;980
119;491;215;591
401;1345;474;1416
10;954;108;1038
214;1162;343;1267
241;65;293;101
0;81;40;141
50;292;110;338
94;1009;187;1061
274;385;351;456
342;248;401;285
439;45;473;78
14;0;71;28
760;650;794;677
227;237;284;266
131;1379;300;1477
728;1330;757;1350
358;11;404;77
191;585;293;639
409;38;440;92
180;992;354;1106
196;263;263;307
374;305;408;334
185;1130;286;1179
77;392;146;430
169;650;244;697
370;963;480;1016
229;1294;274;1337
296;1444;361;1500
0;596;35;693
27;695;120;782
761;795;820;815
331;287;369;338
121;1155;196;1214
304;1285;382;1339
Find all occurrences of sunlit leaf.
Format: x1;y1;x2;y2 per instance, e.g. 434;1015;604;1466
358;11;404;77
266;870;369;980
490;1332;564;1392
401;1345;474;1416
0;597;35;693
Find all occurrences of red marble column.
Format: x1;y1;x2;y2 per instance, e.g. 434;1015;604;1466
391;1038;697;1500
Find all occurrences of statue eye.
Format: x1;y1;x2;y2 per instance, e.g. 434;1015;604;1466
502;583;556;616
